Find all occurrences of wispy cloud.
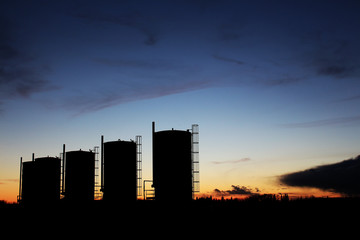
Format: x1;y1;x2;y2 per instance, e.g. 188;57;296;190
0;179;18;184
212;158;251;164
75;12;158;46
336;94;360;103
61;78;212;115
280;115;360;128
93;58;186;71
0;17;57;111
53;57;215;115
212;54;244;65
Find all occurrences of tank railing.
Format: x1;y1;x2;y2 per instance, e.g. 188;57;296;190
143;180;155;200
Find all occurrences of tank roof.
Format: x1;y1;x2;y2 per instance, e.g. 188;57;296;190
104;139;136;144
155;129;190;134
66;149;94;153
35;157;59;161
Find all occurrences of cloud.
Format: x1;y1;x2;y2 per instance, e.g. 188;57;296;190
93;58;183;70
264;76;303;87
336;94;360;103
304;36;360;80
53;57;214;114
61;78;213;115
280;115;360;128
75;12;158;45
0;179;18;184
217;23;242;41
0;17;57;110
213;185;260;197
212;54;244;65
212;158;251;164
279;156;360;196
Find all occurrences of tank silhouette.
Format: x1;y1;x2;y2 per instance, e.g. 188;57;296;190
35;157;61;202
152;122;193;202
17;122;198;205
102;139;137;202
20;157;60;203
64;150;95;201
21;161;36;203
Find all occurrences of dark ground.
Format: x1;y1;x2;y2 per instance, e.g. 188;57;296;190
1;196;359;235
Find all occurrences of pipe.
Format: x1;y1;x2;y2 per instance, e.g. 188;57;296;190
101;135;104;192
62;144;65;194
18;157;22;201
152;121;155;196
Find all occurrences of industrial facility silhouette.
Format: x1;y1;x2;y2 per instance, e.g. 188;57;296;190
17;122;199;206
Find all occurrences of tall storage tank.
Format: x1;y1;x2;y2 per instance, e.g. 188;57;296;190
65;150;95;201
153;124;193;202
20;157;60;203
35;157;60;202
103;140;137;202
21;161;37;203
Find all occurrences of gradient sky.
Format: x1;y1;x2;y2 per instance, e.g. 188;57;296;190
1;0;360;202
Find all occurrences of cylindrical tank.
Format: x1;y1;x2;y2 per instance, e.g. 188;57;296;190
35;157;61;202
65;150;95;201
103;140;137;202
21;161;37;203
153;129;192;202
21;157;60;203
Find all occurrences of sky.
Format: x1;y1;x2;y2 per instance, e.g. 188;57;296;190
1;0;360;202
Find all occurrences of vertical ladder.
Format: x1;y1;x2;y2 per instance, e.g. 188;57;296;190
93;146;102;200
60;152;64;199
136;136;142;198
60;144;66;199
192;124;200;199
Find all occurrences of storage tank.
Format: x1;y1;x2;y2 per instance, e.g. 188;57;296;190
152;123;193;202
20;157;60;203
64;150;95;201
102;140;137;202
34;157;60;202
21;161;37;203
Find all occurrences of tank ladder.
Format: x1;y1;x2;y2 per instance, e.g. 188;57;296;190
192;124;200;199
60;148;65;199
136;136;142;199
93;146;102;200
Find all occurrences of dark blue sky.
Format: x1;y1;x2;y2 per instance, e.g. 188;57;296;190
1;0;360;200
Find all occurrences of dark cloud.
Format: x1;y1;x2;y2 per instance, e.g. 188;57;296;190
265;76;303;87
212;158;251;164
318;65;352;77
279;156;360;196
217;22;242;41
0;17;57;110
0;44;19;60
94;58;183;70
214;185;260;197
305;37;360;79
75;12;158;46
280;115;360;128
212;54;244;65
